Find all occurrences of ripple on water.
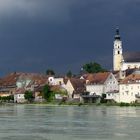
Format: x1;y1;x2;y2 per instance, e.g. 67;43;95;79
0;105;140;140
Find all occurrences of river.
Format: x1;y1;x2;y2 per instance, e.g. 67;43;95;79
0;105;140;140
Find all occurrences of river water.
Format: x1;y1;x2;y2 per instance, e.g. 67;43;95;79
0;105;140;140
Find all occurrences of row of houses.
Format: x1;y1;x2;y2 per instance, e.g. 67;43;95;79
82;70;140;103
0;72;85;103
0;70;140;103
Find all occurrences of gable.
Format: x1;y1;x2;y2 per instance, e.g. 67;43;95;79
104;73;118;85
65;80;75;91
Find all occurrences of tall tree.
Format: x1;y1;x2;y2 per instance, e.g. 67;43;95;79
66;70;72;78
43;85;53;102
46;69;55;76
82;62;107;73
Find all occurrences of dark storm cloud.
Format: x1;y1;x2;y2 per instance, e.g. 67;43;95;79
0;0;140;75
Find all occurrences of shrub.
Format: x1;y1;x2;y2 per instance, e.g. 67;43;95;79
119;102;130;106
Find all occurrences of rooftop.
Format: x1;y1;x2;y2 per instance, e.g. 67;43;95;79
123;52;140;62
120;73;140;84
84;72;111;84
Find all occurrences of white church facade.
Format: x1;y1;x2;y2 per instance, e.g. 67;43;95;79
113;28;140;72
110;29;140;103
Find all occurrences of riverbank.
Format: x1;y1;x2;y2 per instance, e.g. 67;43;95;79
31;100;140;107
1;101;140;107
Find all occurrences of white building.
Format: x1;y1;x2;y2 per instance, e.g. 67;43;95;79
64;78;86;99
48;77;64;86
105;91;120;103
14;88;26;103
85;72;119;98
119;71;140;103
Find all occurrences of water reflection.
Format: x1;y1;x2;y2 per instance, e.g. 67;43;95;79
0;105;140;140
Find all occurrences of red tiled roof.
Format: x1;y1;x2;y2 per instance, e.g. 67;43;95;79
0;72;21;86
15;88;25;94
0;72;48;87
69;78;86;93
85;72;111;84
120;74;140;84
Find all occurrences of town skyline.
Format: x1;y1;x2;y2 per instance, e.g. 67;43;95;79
0;0;140;76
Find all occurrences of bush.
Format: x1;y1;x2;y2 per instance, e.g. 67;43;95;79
43;85;54;102
24;91;34;103
0;95;14;102
78;102;84;106
119;102;130;106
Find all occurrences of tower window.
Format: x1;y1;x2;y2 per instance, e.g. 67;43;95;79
118;51;120;54
118;46;119;48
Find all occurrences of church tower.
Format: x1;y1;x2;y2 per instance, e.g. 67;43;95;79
113;28;123;71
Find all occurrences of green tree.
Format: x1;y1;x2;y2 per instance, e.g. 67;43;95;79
66;70;72;78
46;69;55;76
82;62;107;73
43;85;54;102
24;91;34;102
100;93;107;103
0;95;14;102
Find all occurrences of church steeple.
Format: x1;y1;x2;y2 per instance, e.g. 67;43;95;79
113;28;123;71
114;28;121;40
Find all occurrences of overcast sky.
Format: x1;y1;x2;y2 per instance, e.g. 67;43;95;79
0;0;140;76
